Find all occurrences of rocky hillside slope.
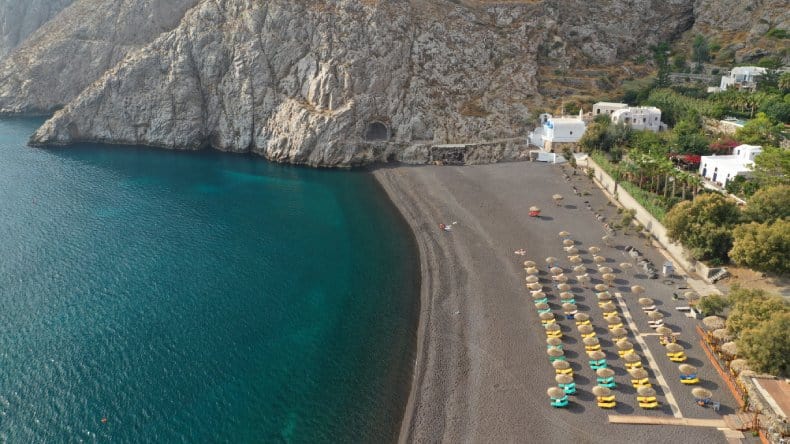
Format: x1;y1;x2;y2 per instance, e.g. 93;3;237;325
0;0;198;114
0;0;73;58
0;0;784;166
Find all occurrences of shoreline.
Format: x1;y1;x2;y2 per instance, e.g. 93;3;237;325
373;163;733;443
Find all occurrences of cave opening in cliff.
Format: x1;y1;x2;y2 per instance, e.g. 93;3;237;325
365;121;389;141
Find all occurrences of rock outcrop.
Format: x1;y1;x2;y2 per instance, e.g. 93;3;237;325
0;0;73;58
25;0;696;167
0;0;198;114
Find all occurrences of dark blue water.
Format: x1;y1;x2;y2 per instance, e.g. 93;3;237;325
0;118;419;443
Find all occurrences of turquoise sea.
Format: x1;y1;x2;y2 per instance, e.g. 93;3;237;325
0;119;419;442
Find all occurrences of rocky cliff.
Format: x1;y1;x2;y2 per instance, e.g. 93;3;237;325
0;0;198;114
22;0;695;166
0;0;73;58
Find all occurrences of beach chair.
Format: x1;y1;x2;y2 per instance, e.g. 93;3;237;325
680;373;699;384
580;331;596;340
624;360;642;370
550;394;569;408
596;395;616;408
667;351;687;362
637;395;659;409
548;387;569;408
601;308;618;318
533;297;548;305
597;376;616;388
558;381;577;395
607;321;624;331
585;344;601;354
589;359;607;371
631;378;651;388
648;319;664;328
617;348;635;358
658;334;677;346
555;367;574;377
560;298;576;306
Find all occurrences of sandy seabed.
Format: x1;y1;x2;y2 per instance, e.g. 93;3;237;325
374;162;733;444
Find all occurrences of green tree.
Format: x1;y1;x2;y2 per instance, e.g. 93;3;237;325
738;312;790;376
691;34;710;70
630;130;668;155
730;219;790;274
736;112;784;145
743;185;790;223
580;121;609;153
651;43;671;89
751;146;790;187
697;294;729;317
779;72;790;92
726;286;788;337
664;193;741;263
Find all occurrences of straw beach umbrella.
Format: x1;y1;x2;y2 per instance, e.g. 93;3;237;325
721;341;738;357
712;329;732;342
562;239;575;247
527;283;542;291
545;324;561;334
555;274;568;283
547;337;562;347
606;315;623;325
597;368;614;378
573;265;587;274
623;353;641;364
601;301;617;312
730;359;750;374
702;316;725;331
553;360;571;370
565;246;579;255
547;348;564;358
666;343;684;353
523;260;537;268
540;312;555;322
598;266;613;274
639;298;655;307
648;311;664;321
588;350;606;361
550;266;564;275
656;326;673;336
526;275;539;283
594;284;608;292
588;246;601;255
575;313;590;323
559;291;574;300
531;292;547;300
602;273;616;284
611;328;628;340
525;267;539;275
616;340;634;350
568;255;583;264
631;285;645;295
619;262;633;271
547;387;565;398
576;274;590;287
592;386;611;397
692;388;712;399
558;231;570;238
545;257;558;265
552;194;564;206
593;255;606;264
629;368;648;379
578;325;594;335
556;374;573;385
535;302;550;311
557;283;571;292
637;386;657;397
679;364;697;375
562;303;577;312
583;336;600;347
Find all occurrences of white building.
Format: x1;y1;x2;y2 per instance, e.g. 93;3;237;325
610;106;663;132
593;102;629;116
699;144;762;187
528;113;586;152
719;66;767;91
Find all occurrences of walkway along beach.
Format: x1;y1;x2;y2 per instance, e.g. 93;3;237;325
374;162;737;443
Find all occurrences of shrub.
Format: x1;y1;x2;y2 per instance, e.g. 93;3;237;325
664;193;741;262
730;219;790;275
697;294;729;317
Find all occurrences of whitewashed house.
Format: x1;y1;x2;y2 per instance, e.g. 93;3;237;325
610;106;663;132
719;66;767;91
528;113;586;152
593;102;629;116
699;144;762;187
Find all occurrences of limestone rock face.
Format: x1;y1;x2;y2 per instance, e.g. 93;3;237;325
0;0;73;58
28;0;696;167
0;0;198;114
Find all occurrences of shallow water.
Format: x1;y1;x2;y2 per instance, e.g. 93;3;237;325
0;118;419;443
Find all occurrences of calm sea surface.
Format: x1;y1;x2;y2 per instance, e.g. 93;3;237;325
0;118;419;443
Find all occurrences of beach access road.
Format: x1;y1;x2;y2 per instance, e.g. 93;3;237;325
374;162;733;444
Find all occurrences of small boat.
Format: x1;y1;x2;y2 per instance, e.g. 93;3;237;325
529;206;541;217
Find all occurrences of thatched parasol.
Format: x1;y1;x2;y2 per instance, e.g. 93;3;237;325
616;340;634;350
547;337;562;346
575;313;590;322
588;246;601;255
573;265;587;273
530;206;540;212
631;285;645;295
559;291;574;300
552;194;564;205
678;364;697;375
555;274;569;283
527;283;543;291
623;353;641;364
547;348;564;357
545;324;561;333
558;231;570;237
692;388;712;399
602;273;616;282
578;325;594;335
610;328;628;340
730;359;750;374
568;255;583;264
556;374;573;385
539;312;555;321
601;302;617;312
597;368;615;378
656;326;673;335
553;360;570;370
548;387;565;398
562;303;578;312
711;328;732;342
535;302;550;311
526;275;539;283
550;266;564;275
666;343;684;353
619;262;633;270
562;239;575;247
565;246;579;255
525;266;539;275
720;341;738;356
523;260;537;268
684;291;700;303
638;298;655;306
597;292;612;301
598;266;614;275
583;336;600;346
592;386;611;397
594;284;608;292
606;315;623;325
702;316;725;331
588;350;606;360
628;368;648;379
648;311;664;321
637;386;657;397
557;283;571;292
576;274;590;283
545;256;558;265
593;255;606;264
